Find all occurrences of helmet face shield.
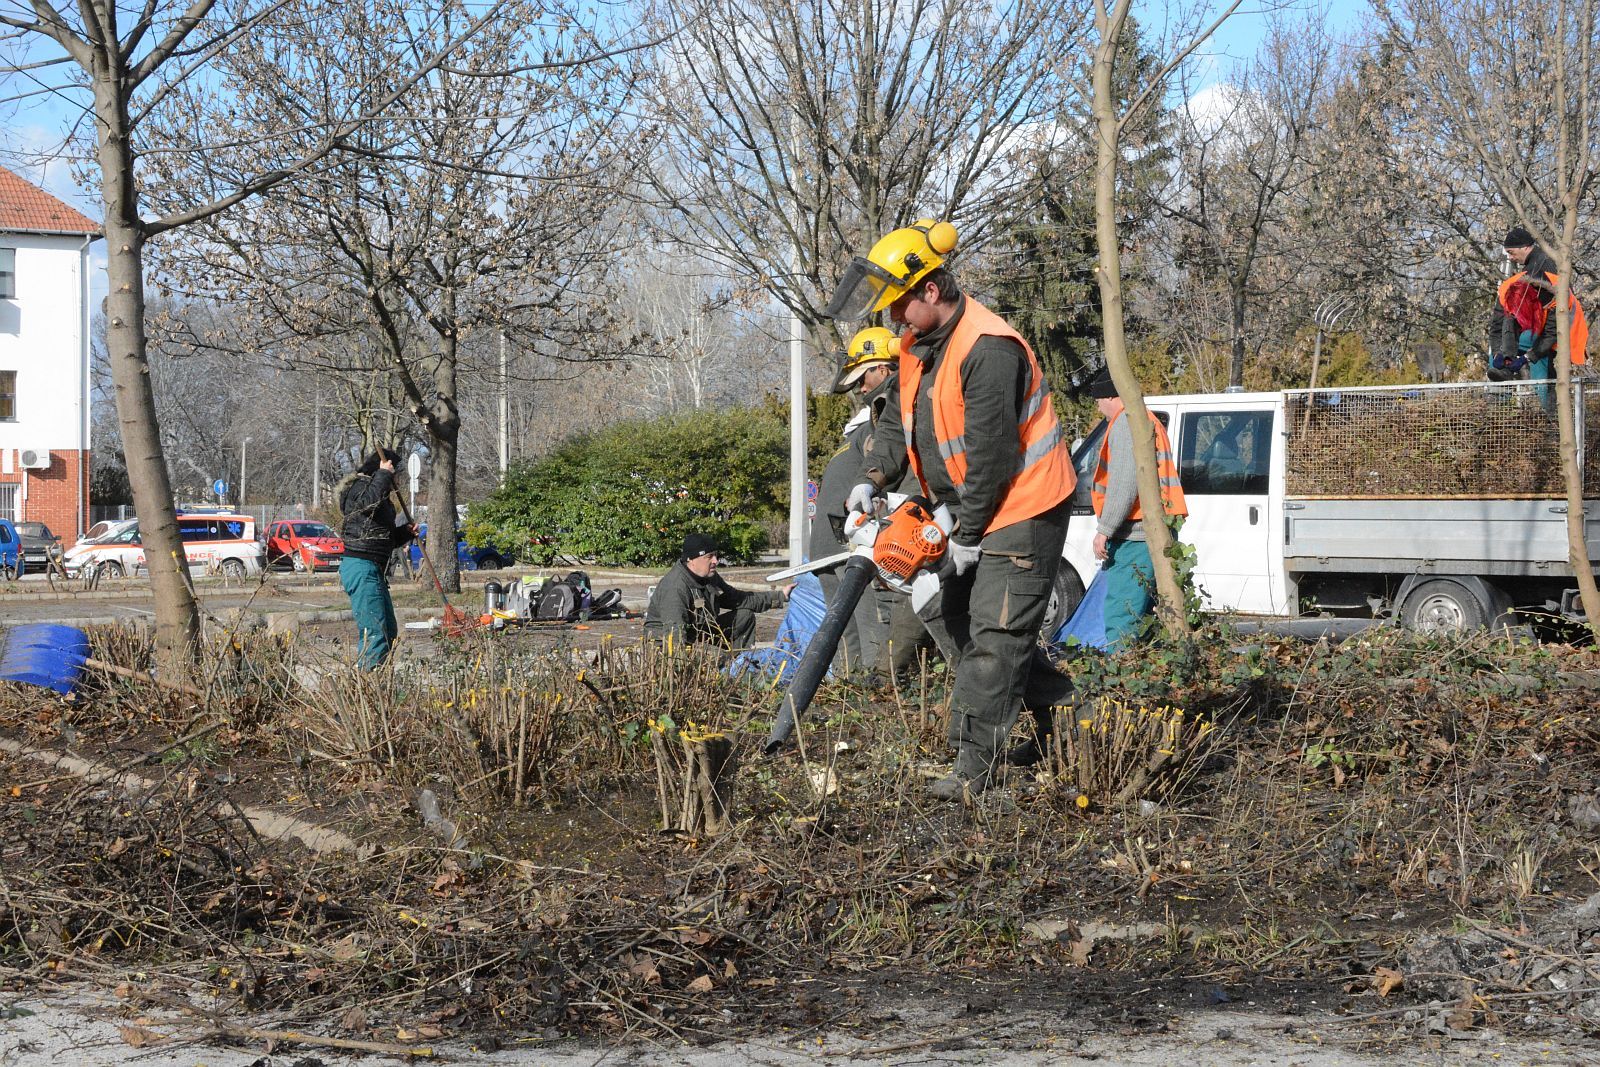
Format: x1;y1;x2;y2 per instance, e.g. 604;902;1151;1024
823;257;901;320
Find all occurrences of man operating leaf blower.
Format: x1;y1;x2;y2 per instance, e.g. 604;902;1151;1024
768;220;1077;802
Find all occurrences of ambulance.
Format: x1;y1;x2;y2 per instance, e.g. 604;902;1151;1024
62;512;264;580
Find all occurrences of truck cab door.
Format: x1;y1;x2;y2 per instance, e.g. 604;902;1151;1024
1175;407;1281;614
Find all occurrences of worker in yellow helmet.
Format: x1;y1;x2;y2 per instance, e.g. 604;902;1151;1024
825;219;1077;802
808;327;901;677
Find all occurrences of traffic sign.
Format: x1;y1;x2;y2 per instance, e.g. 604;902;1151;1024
212;478;228;498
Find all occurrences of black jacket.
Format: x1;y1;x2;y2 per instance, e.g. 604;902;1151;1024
643;561;783;643
339;469;416;563
1489;248;1563;365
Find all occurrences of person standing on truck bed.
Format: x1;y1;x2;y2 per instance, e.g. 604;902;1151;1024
1088;366;1189;649
1490;225;1588;401
825;218;1076;802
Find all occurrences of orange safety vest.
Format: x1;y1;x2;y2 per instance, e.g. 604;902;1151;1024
898;300;1074;535
1090;400;1188;523
1498;271;1589;365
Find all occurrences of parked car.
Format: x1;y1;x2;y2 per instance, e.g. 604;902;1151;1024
79;518;137;545
62;512;264;579
263;519;344;572
0;519;24;579
15;521;61;570
407;524;515;571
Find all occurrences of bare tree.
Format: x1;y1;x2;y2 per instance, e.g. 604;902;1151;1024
642;0;1091;339
1090;0;1242;634
1162;17;1333;388
1382;0;1600;631
0;0;505;671
146;0;641;591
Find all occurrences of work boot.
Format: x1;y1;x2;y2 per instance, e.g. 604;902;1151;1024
1006;736;1047;768
928;769;991;803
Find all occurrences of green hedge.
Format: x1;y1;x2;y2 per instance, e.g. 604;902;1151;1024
465;406;789;566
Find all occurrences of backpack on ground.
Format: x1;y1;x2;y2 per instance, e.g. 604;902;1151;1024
535;580;580;621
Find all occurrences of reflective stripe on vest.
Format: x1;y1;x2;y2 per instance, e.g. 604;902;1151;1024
1090;406;1188;523
898;299;1074;535
1498;270;1589;365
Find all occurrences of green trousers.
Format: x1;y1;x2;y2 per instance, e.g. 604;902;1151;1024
919;500;1075;778
1102;538;1155;649
340;555;397;669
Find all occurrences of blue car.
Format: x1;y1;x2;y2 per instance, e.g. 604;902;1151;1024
0;519;25;580
407;524;514;572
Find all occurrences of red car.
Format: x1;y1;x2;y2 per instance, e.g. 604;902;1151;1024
264;520;344;572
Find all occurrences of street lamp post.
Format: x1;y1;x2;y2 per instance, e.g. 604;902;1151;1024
240;436;252;511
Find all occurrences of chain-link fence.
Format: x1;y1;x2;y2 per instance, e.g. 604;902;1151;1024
1284;381;1600;498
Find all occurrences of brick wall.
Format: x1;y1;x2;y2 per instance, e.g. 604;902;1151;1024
0;448;88;540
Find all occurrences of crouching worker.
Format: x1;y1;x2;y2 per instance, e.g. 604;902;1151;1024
644;533;790;650
338;448;418;669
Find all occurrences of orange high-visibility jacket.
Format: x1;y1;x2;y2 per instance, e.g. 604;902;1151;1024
1498;271;1589;365
1090;399;1188;524
898;300;1074;536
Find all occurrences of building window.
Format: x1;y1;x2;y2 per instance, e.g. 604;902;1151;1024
0;371;14;420
0;485;15;522
0;248;13;299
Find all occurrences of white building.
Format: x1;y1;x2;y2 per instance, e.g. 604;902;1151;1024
0;167;97;540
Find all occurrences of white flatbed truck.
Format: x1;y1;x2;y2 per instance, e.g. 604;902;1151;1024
1051;380;1600;632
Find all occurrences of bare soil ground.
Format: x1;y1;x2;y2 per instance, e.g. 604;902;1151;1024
3;619;1600;1064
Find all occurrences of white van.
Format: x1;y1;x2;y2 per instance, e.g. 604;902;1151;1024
63;513;264;580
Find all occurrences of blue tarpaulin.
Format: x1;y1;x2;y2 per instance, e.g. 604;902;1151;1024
1051;567;1109;650
729;571;828;684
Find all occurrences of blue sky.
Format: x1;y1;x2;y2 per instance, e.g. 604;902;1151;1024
1;0;1375;302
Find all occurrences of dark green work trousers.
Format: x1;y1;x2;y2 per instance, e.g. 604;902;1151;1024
919;500;1074;779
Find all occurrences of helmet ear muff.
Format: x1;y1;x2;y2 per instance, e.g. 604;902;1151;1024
927;221;958;256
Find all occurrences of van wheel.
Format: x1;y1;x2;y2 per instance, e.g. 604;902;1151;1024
1041;565;1087;639
96;561;124;581
220;558;247;579
1401;579;1488;633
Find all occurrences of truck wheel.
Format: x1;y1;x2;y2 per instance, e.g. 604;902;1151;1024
1401;579;1488;633
1041;565;1087;640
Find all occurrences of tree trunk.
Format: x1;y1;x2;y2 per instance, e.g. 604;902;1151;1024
1229;284;1247;389
425;322;462;594
1551;256;1600;635
93;73;201;675
1090;1;1190;635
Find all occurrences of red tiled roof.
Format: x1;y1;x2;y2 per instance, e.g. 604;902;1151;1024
0;166;97;235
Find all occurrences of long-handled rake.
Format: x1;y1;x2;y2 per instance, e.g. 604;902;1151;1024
389;489;478;637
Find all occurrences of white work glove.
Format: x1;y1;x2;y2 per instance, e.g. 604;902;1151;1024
948;540;982;576
846;482;880;515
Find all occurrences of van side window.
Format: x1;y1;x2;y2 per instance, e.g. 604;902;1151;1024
220;520;245;539
178;519;214;542
1179;410;1272;495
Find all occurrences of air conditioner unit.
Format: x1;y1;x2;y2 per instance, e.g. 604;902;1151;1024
18;448;50;470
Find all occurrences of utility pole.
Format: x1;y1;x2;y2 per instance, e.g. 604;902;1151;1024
311;385;322;509
789;313;806;566
239;436;252;510
499;327;509;483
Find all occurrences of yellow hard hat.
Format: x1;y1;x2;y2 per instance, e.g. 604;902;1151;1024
822;219;959;320
834;327;900;391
